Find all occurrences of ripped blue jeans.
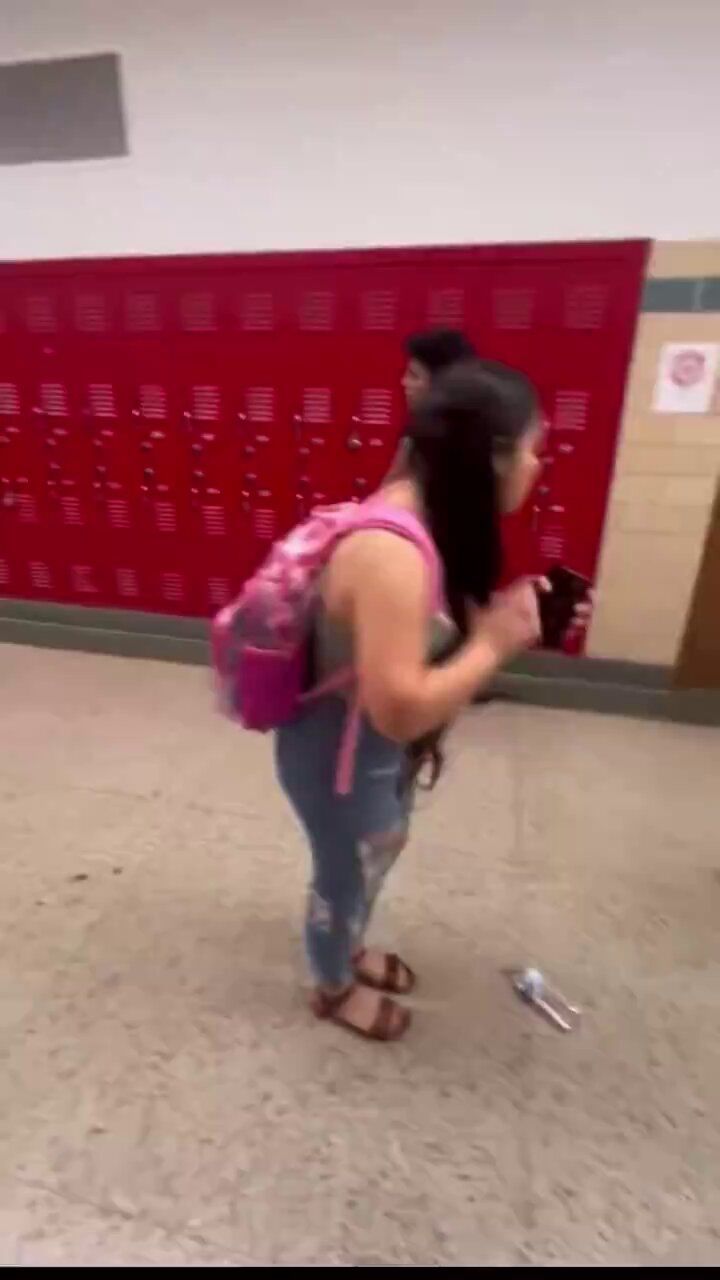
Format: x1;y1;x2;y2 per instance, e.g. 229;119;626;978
275;697;414;989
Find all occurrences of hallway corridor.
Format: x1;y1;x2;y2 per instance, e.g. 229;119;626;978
1;643;718;1265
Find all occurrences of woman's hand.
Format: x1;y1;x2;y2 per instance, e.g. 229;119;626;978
569;592;595;634
469;579;542;661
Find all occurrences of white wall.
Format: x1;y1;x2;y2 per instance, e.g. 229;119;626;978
2;0;719;260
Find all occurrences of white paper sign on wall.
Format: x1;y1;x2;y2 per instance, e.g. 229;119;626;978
653;342;720;414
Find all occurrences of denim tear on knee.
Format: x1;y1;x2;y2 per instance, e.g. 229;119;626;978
358;824;408;895
307;888;334;933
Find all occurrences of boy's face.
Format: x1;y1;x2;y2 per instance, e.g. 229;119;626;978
401;359;431;408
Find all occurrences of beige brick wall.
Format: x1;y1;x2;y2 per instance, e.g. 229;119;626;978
588;243;720;665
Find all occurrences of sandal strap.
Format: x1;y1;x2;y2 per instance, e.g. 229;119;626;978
313;984;410;1041
370;995;402;1041
352;949;415;994
385;953;401;989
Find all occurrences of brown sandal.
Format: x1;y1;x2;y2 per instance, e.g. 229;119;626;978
353;948;416;996
311;984;411;1041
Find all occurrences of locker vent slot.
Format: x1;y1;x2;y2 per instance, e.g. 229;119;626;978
361;290;397;331
60;495;83;526
161;571;185;602
564;284;608;330
25;294;57;333
125;292;161;332
139;384;167;419
75;293;107;332
29;561;52;589
71;564;98;594
360;388;392;427
427;288;464;327
302;387;331;425
154;501;177;534
246;386;274;423
88;383;116;417
181;291;216;332
202;505;226;537
253;508;276;540
107;498;131;529
40;383;68;416
241;292;274;331
492;288;534;330
116;567;139;598
208;576;232;606
0;383;20;415
299;291;334;331
18;494;38;524
554;390;590;432
192;385;221;421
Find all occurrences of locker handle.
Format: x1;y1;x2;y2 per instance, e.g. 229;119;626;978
347;435;362;451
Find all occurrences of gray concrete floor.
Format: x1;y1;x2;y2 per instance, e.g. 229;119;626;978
1;642;719;1266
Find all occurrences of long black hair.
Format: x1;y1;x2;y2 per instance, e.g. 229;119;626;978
404;357;539;634
402;358;538;790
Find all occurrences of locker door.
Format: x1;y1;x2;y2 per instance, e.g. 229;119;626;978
339;266;422;502
116;341;188;540
71;342;151;610
543;264;635;582
0;356;54;600
477;261;562;583
282;268;354;517
119;272;201;612
24;362;111;605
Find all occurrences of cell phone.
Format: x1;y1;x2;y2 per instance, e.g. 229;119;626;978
537;565;592;650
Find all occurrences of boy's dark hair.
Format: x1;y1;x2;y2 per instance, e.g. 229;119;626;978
404;328;477;374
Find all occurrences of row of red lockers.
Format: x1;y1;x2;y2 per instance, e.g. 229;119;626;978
0;244;647;618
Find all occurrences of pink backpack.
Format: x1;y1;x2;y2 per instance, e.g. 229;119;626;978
211;499;443;794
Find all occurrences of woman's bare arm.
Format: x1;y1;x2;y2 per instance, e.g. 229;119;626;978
339;532;507;743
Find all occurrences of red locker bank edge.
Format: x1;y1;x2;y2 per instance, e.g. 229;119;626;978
0;241;648;650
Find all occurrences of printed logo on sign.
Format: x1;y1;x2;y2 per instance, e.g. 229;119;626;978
670;349;706;388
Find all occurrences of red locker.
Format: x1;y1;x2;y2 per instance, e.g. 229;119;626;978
0;242;647;645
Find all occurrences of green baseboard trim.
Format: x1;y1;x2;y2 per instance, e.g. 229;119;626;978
0;614;208;666
0;599;208;665
1;598;719;727
493;670;720;727
506;650;669;690
0;597;207;640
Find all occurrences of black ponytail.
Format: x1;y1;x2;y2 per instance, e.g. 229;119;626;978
405;359;538;633
402;359;538;789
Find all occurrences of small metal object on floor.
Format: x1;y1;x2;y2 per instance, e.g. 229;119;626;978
509;967;581;1032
